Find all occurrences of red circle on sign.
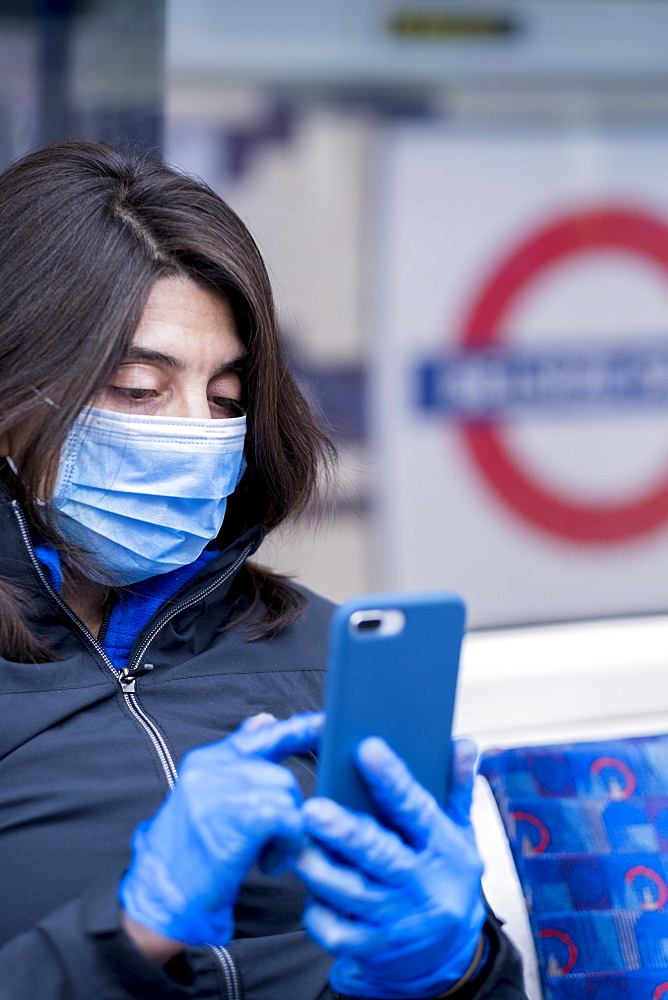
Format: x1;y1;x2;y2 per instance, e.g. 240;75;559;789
460;206;668;543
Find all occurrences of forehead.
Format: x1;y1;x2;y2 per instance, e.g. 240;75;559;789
132;276;242;358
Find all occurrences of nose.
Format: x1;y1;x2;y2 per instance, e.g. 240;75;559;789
173;386;213;420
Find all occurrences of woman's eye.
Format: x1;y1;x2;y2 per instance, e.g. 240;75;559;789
112;387;157;401
212;397;245;418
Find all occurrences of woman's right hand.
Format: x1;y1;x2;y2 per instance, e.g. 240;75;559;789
119;711;323;957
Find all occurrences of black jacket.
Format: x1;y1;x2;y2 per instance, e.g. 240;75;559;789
0;495;526;1000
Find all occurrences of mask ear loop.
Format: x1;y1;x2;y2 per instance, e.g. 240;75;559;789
5;455;46;506
5;388;61;499
30;386;60;410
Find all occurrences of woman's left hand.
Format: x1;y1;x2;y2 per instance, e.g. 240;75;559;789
294;738;486;999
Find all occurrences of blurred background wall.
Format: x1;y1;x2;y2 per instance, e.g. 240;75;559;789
4;0;668;625
0;0;163;163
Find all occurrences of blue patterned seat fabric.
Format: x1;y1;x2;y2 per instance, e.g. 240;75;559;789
479;736;668;999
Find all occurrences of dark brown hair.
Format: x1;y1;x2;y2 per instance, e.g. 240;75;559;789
0;140;334;661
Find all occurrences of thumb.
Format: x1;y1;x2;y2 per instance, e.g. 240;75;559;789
227;711;324;762
447;737;478;826
240;712;277;733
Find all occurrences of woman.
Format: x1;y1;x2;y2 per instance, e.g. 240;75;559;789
0;140;525;999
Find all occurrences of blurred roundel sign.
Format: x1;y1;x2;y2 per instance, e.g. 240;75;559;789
453;207;668;544
378;129;668;623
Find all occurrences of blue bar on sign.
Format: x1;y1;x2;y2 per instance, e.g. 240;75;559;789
416;342;668;418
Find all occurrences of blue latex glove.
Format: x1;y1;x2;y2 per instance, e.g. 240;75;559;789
120;711;323;946
295;738;486;999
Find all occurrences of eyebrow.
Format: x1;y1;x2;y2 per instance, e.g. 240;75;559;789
120;346;246;378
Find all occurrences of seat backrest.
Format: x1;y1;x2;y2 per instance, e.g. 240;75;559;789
480;735;668;1000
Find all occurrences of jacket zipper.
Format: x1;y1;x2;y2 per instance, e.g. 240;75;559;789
12;501;250;998
12;501;182;789
211;944;241;1000
97;595;114;645
116;539;252;788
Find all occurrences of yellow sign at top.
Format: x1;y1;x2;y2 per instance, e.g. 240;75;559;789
390;11;517;39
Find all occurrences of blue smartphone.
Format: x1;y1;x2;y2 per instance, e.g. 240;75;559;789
316;590;466;818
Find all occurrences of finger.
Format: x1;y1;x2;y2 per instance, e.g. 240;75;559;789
182;751;302;800
328;958;375;997
302;797;413;883
302;900;384;957
294;844;401;922
446;738;477;826
226;711;324;761
198;785;304;855
355;737;441;849
241;712;277;733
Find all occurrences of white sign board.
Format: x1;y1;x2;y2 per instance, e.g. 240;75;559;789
373;127;668;627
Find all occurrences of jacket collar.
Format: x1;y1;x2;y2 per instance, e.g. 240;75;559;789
0;492;264;624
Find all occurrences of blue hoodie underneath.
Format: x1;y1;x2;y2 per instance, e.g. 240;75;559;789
33;543;217;673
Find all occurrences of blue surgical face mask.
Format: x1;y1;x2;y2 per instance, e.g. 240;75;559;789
49;406;247;586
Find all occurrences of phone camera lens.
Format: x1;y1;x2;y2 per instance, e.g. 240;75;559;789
356;618;382;632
